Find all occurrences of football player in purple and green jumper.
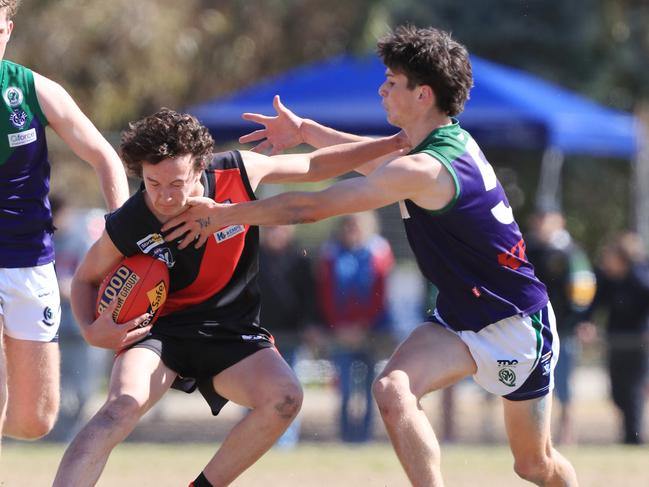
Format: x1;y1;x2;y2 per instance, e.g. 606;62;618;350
0;0;129;452
165;25;579;486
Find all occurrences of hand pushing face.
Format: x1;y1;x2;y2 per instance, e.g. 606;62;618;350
142;154;204;221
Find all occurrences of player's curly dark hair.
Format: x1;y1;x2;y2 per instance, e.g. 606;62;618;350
0;0;20;19
377;25;473;117
120;108;214;178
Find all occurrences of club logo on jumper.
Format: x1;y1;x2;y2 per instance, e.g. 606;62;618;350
9;109;27;129
3;86;23;107
137;233;165;253
42;306;55;327
96;265;141;318
497;359;518;387
152;246;175;268
214;224;245;243
8;128;37;147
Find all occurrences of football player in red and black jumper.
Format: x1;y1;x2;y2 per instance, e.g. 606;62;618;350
52;108;407;487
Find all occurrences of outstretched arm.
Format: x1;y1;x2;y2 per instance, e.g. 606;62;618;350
71;232;153;350
239;95;400;175
162;153;447;249
243;132;409;189
34;73;129;210
239;95;367;154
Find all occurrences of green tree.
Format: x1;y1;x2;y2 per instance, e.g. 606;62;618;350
8;0;380;129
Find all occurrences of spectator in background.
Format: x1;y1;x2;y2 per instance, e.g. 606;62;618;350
258;225;318;448
525;209;596;444
317;212;394;443
587;231;649;445
48;196;108;442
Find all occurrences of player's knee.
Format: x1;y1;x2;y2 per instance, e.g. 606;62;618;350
97;395;146;431
266;378;303;423
372;373;396;406
372;373;414;418
513;455;553;483
7;409;58;440
25;414;57;439
258;376;304;423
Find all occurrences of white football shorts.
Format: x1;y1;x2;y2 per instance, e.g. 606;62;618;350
431;302;559;400
0;263;61;342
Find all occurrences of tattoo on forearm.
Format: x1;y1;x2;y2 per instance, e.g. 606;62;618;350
196;217;211;229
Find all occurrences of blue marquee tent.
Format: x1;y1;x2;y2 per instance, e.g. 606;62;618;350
189;54;639;159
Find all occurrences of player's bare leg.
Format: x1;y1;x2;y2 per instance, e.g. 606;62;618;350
556;399;576;445
52;347;175;487
3;334;59;439
504;395;578;486
373;323;477;487
201;348;302;486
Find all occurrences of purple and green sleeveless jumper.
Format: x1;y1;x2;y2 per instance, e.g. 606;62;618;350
0;60;52;268
401;120;548;332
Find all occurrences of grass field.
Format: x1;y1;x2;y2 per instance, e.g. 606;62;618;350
1;441;648;486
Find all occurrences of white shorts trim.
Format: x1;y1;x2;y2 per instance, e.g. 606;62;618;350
0;263;61;342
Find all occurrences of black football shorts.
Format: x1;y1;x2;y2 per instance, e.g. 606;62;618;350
132;330;275;415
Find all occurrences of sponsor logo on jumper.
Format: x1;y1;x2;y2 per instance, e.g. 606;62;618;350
497;238;528;270
9;109;27;128
3;86;23;107
96;266;140;319
42;306;55;327
137;233;165;253
214;224;245;243
8;128;37;147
